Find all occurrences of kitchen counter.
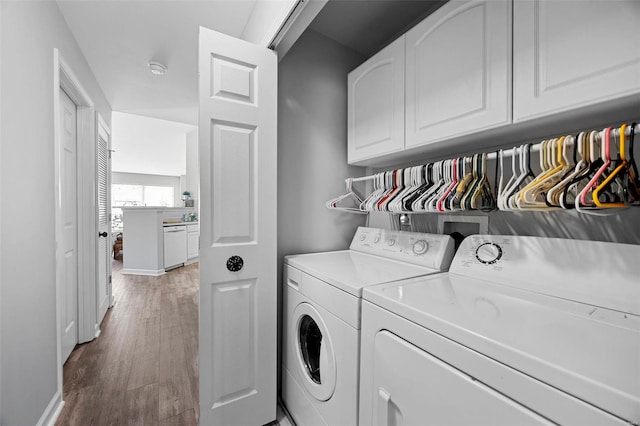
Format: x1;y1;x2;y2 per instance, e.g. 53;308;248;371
162;221;199;227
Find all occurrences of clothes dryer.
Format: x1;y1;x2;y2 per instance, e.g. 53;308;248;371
282;227;455;426
360;235;640;425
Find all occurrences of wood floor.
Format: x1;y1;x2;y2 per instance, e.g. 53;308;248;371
56;261;200;425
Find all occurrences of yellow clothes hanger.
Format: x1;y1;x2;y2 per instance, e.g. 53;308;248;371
592;124;627;208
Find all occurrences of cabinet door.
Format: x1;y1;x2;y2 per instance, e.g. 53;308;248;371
187;232;199;259
513;0;640;122
348;36;405;165
405;0;511;148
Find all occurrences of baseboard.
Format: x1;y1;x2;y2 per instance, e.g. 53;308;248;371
36;391;64;426
94;323;101;339
121;268;165;276
185;257;199;266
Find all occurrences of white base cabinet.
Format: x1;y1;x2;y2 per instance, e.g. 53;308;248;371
405;0;512;149
513;0;640;122
187;224;199;260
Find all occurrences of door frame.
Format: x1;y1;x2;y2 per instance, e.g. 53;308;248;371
53;48;99;391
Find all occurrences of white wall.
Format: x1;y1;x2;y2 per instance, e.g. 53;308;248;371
111;112;194;177
112;172;182;207
0;2;111;424
185;130;199;211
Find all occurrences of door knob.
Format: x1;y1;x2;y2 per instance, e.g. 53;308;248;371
226;255;244;272
98;232;108;238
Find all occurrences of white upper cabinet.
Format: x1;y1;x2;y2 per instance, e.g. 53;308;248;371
513;0;640;122
405;0;512;149
348;36;405;165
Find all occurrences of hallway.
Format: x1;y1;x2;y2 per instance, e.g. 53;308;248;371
56;262;200;425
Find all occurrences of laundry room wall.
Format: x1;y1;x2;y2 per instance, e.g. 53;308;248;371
277;29;368;263
277;28;367;390
0;2;111;424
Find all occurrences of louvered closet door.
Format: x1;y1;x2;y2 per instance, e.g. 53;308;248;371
96;116;111;325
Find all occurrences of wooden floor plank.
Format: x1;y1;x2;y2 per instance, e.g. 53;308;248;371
56;261;199;425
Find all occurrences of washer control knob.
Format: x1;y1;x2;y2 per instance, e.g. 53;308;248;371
412;240;429;255
387;239;396;247
373;235;381;243
360;234;366;241
475;243;502;264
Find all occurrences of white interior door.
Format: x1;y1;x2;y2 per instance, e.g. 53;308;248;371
60;88;78;363
198;27;277;425
96;115;111;324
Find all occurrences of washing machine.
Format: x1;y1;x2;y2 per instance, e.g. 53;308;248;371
282;226;455;426
360;234;640;425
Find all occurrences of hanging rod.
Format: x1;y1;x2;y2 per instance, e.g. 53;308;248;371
350;122;640;183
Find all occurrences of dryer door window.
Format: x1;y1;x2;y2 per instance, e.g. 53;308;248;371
293;303;337;401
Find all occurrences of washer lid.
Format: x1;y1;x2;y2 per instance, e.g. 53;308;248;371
285;250;441;296
364;274;640;424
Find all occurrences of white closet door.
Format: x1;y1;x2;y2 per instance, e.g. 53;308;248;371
198;27;277;425
513;0;640;122
96;115;111;324
405;0;511;148
60;88;78;364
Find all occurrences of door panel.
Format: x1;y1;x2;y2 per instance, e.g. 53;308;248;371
60;88;78;363
199;27;277;425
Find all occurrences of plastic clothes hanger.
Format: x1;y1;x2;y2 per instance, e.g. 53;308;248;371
623;122;640;204
506;144;535;210
426;160;451;212
470;153;496;211
437;158;460;212
377;169;404;211
412;162;443;211
389;167;418;213
547;132;588;208
450;157;473;211
325;178;368;214
518;137;567;210
497;147;519;211
561;130;601;209
592;124;628;208
403;164;432;211
576;127;614;210
360;173;385;211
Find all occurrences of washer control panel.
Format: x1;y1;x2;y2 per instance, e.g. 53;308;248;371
350;227;455;270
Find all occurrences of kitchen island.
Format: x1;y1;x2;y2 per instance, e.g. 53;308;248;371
121;207;198;276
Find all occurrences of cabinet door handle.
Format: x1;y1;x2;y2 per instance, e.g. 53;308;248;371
98;232;108;238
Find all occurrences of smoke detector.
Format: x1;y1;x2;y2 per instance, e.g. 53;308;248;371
148;61;167;76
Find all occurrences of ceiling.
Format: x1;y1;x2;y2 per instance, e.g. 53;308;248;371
57;0;261;125
57;0;446;127
309;0;447;59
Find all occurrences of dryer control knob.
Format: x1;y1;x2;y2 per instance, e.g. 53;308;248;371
359;234;366;241
387;239;396;247
475;243;502;264
412;240;429;255
373;235;381;243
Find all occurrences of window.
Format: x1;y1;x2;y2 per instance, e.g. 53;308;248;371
111;184;174;232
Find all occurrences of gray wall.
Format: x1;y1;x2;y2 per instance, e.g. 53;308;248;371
0;2;111;424
278;29;367;262
277;29;367;390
